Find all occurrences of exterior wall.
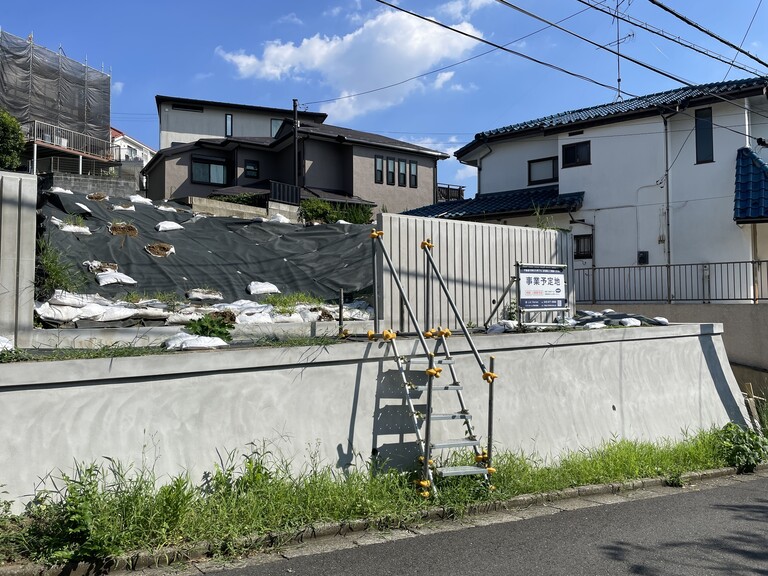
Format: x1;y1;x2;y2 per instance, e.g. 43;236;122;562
0;171;36;348
479;137;558;194
0;323;747;512
146;159;166;201
303;139;346;190
377;214;573;331
353;146;434;214
113;135;155;166
235;149;279;186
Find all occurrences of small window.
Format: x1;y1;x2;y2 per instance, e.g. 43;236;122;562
386;157;395;185
225;113;233;137
562;141;590;168
171;103;203;112
574;234;593;259
695;107;714;164
271;118;284;137
244;159;259;178
528;156;558;185
409;160;418;188
398;159;407;187
191;158;227;185
374;155;384;184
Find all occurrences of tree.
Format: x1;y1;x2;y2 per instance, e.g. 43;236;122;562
0;109;25;171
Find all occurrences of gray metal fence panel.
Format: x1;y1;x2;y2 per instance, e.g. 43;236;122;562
376;214;573;331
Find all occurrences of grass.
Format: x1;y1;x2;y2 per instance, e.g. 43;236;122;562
260;292;326;315
0;429;733;565
35;237;89;300
0;344;172;364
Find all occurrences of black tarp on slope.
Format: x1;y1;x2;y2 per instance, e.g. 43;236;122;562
39;191;374;302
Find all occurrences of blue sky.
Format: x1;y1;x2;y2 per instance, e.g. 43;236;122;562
2;0;765;196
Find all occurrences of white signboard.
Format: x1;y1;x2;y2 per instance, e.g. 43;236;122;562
518;264;567;311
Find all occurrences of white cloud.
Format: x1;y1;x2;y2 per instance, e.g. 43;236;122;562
193;72;214;82
438;0;494;20
215;9;481;121
111;81;124;96
433;71;454;89
453;163;477;182
277;13;303;26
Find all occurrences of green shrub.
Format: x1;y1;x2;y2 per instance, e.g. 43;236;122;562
0;109;25;171
35;237;89;300
185;313;235;342
298;199;338;223
716;422;768;473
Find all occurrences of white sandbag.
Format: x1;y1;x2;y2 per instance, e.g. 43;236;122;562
215;301;272;314
297;307;321;322
247;281;280;295
131;307;171;320
654;316;669;325
61;224;91;235
74;202;92;213
48;290;113;308
50;186;71;194
619;318;642;327
336;219;351;224
601;308;615;314
559;317;578;327
268;213;290;223
165;312;204;325
272;312;304;323
34;302;106;322
96;271;138;286
155;221;184;231
584;321;606;329
237;311;274;324
164;332;228;350
0;336;13;350
486;323;506;334
112;204;136;211
157;204;177;212
92;306;139;322
186;288;224;301
82;260;119;273
130;194;153;205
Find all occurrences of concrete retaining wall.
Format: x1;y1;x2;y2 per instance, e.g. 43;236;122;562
600;302;768;372
0;324;747;510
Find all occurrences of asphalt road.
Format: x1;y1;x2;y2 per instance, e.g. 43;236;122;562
186;470;768;576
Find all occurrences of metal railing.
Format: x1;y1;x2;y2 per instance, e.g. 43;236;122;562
574;260;768;304
270;181;301;205
30;156;116;177
21;120;113;160
437;183;465;202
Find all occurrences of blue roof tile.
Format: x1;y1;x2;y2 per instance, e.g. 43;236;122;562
734;147;768;222
403;185;584;220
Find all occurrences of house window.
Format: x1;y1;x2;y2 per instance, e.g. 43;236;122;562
562;141;590;168
244;159;259;178
374;155;384;184
172;103;203;112
574;234;593;259
271;118;284;137
695;107;714;164
191;158;227;185
398;159;407;187
386;157;395;185
409;160;418;188
225;114;233;137
528;156;558;184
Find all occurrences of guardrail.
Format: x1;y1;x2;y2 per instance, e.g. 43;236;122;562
21;120;113;161
574;260;768;304
270;181;301;205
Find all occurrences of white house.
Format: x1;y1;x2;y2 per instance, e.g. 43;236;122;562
110;127;155;166
407;77;768;303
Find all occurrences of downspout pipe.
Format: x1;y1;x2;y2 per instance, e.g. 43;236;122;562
661;111;678;303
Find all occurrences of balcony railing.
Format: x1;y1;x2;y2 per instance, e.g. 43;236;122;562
574;260;768;304
21;120;113;161
437;183;465;202
270;181;301;205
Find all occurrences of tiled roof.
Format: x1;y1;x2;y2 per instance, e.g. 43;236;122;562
734;147;768;222
458;77;767;156
402;185;584;220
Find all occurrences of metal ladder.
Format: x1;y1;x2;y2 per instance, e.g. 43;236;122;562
369;230;499;496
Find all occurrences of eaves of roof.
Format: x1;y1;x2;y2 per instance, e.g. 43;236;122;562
402;185;584;220
155;95;328;123
456;77;768;159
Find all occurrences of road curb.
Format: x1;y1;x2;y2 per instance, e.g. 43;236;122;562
0;464;760;576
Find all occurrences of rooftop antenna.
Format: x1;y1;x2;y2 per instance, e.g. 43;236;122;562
614;0;622;101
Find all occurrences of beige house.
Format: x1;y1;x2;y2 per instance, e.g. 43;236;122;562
144;96;448;214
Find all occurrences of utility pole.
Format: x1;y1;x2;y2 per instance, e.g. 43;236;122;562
293;98;299;189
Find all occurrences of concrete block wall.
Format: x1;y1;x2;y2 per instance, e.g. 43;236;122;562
0;171;36;347
48;173;136;198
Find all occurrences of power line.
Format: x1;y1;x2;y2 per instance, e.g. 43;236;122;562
648;0;768;69
303;5;593;106
576;0;765;78
723;0;763;80
375;0;759;144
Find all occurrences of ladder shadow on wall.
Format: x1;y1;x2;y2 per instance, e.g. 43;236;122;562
371;367;427;473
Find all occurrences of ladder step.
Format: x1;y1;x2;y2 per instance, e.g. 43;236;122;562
408;357;455;365
430;438;482;450
411;385;463;392
430;412;471;421
436;465;489;477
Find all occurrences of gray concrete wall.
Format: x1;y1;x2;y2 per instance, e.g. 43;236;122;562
50;173;136;198
0;171;36;347
0;323;747;511
599;303;768;371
